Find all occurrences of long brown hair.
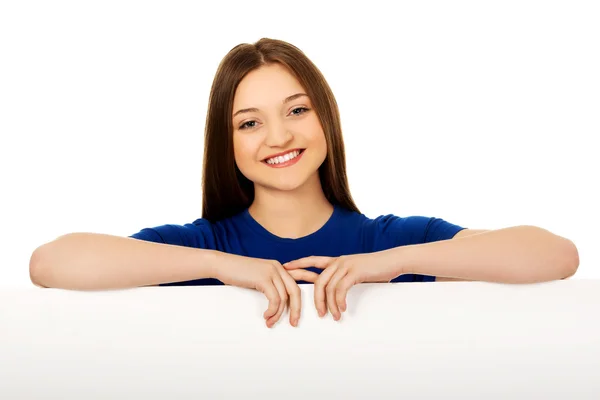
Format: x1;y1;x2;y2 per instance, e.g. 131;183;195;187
201;38;360;223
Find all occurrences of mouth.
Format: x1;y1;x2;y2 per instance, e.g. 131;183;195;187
262;149;305;168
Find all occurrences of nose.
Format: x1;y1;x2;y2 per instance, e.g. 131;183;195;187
264;123;293;148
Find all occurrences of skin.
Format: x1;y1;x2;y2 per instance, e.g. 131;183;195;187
232;63;334;239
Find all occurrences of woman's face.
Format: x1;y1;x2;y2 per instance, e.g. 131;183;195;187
232;63;327;193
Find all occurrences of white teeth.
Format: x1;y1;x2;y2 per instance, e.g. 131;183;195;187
266;150;300;165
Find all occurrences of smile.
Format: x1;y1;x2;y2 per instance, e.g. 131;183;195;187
263;149;305;168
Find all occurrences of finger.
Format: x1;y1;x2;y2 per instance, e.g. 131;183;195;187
283;256;334;270
336;274;355;313
260;281;281;321
287;269;320;283
314;265;338;317
266;275;287;328
279;270;302;327
326;269;347;321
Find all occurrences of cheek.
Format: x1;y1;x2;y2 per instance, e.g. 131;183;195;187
233;134;259;167
308;128;328;158
304;117;327;147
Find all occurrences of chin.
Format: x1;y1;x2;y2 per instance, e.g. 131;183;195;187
260;177;310;192
250;169;320;193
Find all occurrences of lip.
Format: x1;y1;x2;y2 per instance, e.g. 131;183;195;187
262;149;305;168
262;148;305;161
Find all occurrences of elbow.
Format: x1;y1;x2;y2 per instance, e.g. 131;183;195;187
29;246;48;288
531;226;580;281
29;235;66;288
559;239;579;280
29;233;75;288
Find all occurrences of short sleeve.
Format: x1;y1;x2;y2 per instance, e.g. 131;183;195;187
407;215;466;243
128;228;165;243
374;214;467;247
128;218;215;249
371;214;467;283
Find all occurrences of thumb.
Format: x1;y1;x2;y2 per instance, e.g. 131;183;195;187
288;269;319;283
284;256;334;270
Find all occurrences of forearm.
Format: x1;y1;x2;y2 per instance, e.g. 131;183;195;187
381;226;579;283
30;233;218;290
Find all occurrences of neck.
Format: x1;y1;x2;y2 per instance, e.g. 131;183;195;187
249;173;334;239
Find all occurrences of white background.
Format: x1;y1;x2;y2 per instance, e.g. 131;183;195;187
1;0;598;286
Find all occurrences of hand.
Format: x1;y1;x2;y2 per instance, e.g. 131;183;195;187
283;252;398;321
214;252;301;328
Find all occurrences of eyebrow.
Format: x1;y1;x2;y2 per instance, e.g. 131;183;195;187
232;93;308;118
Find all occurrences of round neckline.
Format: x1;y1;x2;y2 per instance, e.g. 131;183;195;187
241;204;339;244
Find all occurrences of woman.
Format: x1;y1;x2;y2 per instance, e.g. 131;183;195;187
29;38;579;328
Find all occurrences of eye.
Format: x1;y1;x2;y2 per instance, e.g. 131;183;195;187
291;107;310;116
239;120;257;130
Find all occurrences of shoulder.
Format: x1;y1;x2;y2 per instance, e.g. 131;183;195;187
362;212;467;246
128;217;217;248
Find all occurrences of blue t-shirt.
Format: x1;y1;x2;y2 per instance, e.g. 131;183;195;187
128;205;466;286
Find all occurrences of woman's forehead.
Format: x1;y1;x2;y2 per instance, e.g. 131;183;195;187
234;65;304;105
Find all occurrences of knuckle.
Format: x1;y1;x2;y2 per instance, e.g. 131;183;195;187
341;256;354;268
256;280;268;291
347;271;358;284
340;260;350;271
262;277;273;287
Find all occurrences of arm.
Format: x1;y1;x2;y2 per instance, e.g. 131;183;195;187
29;233;219;290
381;226;579;284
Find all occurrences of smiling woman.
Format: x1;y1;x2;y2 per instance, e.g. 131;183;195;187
29;38;580;329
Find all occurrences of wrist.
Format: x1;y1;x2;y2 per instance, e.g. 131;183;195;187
208;250;246;281
196;248;222;280
378;246;409;278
